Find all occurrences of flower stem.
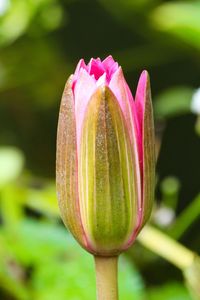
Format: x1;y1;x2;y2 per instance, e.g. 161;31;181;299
94;256;118;300
138;225;195;270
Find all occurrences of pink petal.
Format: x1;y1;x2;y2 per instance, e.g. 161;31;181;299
103;55;118;71
134;71;149;171
88;58;105;80
132;71;148;174
102;55;116;68
135;70;154;227
109;66;142;212
74;68;96;153
73;59;87;82
72;59;87;91
102;56;119;81
96;72;107;87
109;67;135;125
135;70;147;136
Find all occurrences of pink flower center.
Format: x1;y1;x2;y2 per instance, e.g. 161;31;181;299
72;56;119;90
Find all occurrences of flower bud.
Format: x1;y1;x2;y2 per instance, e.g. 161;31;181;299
56;56;155;256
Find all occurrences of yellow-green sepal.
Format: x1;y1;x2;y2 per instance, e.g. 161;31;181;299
141;73;155;226
79;86;139;256
56;76;88;249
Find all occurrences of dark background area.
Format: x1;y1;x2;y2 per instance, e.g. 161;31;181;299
0;0;200;299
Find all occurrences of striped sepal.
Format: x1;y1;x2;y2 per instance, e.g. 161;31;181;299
79;86;139;255
56;76;87;249
142;74;155;226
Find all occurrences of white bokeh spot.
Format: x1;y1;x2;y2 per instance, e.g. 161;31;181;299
191;88;200;114
0;0;10;16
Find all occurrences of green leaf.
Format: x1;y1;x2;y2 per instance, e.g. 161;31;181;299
148;282;192;300
0;0;33;46
154;87;194;119
151;2;200;50
0;220;145;300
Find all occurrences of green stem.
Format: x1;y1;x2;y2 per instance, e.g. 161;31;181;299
94;256;118;300
138;225;195;270
168;194;200;239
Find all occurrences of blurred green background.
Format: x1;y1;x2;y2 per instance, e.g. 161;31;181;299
0;0;200;299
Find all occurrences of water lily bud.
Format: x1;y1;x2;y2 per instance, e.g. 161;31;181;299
56;56;155;256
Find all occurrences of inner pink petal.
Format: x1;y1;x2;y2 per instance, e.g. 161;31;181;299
74;59;87;79
74;68;96;152
72;56;120;88
102;55;119;77
102;55;115;67
88;58;105;80
96;73;107;87
72;59;87;91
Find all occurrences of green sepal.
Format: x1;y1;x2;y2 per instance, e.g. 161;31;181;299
79;86;139;255
142;74;155;226
56;76;87;249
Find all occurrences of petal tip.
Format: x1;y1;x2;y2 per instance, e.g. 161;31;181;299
140;70;149;83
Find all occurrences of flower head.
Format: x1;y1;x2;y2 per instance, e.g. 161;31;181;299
56;56;155;256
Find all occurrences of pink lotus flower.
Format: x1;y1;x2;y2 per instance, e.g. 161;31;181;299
56;56;155;256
